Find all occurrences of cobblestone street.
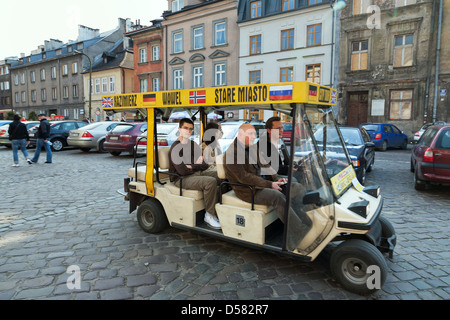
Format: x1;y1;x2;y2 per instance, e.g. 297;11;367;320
0;145;449;300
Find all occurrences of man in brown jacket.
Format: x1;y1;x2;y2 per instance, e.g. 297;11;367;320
169;118;221;229
224;123;311;250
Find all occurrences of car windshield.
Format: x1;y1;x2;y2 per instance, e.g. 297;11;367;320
361;124;379;131
340;128;363;146
220;124;240;139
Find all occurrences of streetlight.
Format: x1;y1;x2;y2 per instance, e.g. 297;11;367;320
74;50;92;122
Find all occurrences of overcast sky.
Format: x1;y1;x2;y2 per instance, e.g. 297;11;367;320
1;0;168;59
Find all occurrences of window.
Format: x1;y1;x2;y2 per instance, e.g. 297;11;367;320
394;34;413;67
250;35;261;55
306;64;321;84
193;66;203;88
95;79;101;94
389;89;413;120
40;69;46;81
139;47;147;63
109;77;115;93
76;43;84;50
309;0;323;4
15;92;19;103
52;87;57;100
173;31;183;53
280;67;293;82
281;29;294;51
214;21;226;46
140;78;148;92
249;70;261;84
21;91;26;102
41;89;46;101
395;0;416;7
193;26;204;50
251;1;262;19
172;0;184;12
214;63;226;86
20;73;25;84
102;77;108;92
353;0;370;15
351;40;368;71
152;45;160;61
67;46;73;53
72;62;78;74
51;66;57;79
56;49;62;56
173;69;183;90
152;78;160;91
307;24;322;46
31;90;37;102
62;64;68;76
30;71;36;83
282;0;294;11
73;85;78;98
14;74;18;85
63;86;69;99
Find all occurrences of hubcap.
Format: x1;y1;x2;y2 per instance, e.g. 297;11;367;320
341;257;368;285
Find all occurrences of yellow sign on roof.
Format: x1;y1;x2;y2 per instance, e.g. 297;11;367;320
102;81;337;112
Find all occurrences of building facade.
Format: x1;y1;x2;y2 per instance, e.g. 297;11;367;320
162;0;240;119
337;0;445;138
237;0;335;121
0;58;17;119
10;19;128;120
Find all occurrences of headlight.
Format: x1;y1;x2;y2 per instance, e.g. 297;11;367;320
348;200;370;218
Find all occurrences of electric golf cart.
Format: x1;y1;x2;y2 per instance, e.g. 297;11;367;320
103;81;396;295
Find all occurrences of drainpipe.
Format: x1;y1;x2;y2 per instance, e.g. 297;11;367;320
432;0;443;123
424;0;437;123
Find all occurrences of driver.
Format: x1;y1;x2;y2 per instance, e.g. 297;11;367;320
224;123;311;250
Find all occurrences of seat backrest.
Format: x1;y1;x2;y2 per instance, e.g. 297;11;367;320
158;147;171;170
216;153;226;179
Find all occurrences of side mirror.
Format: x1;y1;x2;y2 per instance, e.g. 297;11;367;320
303;191;321;206
365;141;375;148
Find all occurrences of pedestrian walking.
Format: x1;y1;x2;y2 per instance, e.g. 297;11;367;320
8;114;32;167
31;114;52;164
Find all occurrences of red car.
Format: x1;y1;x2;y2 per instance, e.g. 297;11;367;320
104;122;147;156
282;122;292;144
411;124;450;190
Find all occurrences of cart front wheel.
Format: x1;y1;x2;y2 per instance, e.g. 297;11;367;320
137;199;168;234
330;239;388;295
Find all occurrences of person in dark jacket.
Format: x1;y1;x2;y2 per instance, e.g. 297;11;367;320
30;113;52;164
8;114;32;167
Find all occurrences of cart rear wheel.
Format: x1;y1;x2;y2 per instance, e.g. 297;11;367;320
137;199;168;234
330;239;388;295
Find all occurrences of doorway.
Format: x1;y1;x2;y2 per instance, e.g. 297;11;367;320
347;92;368;126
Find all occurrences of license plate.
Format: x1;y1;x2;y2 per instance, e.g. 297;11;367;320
71;133;79;137
110;136;118;140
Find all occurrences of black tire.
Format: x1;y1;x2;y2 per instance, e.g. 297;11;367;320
137;199;169;234
414;167;426;191
330;239;388;295
410;158;414;173
51;138;64;152
110;151;121;156
358;167;366;186
81;148;91;152
98;139;106;152
401;139;408;150
380;140;388;152
367;156;374;172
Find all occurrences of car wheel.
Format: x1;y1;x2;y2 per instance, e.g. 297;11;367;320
137;199;169;233
381;140;388;152
414;167;426;191
358;167;366;185
110;151;121;156
51;139;64;152
80;148;91;152
330;239;388;295
401;139;408;150
98;139;106;153
367;157;374;172
410;158;415;173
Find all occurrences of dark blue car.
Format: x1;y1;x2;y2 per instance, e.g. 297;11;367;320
360;123;408;151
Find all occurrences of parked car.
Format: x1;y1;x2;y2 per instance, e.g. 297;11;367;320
0;120;12;127
360;123;408;151
29;120;89;151
340;126;376;185
282;122;293;144
413;121;447;142
0;121;40;147
218;120;266;152
67;121;120;152
410;124;450;190
136;123;179;156
104;122;148;156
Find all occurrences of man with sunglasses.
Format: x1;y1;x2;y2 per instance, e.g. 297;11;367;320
168;118;222;229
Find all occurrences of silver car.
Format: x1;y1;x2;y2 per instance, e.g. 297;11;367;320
67;121;120;152
0;121;40;147
136;123;179;156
